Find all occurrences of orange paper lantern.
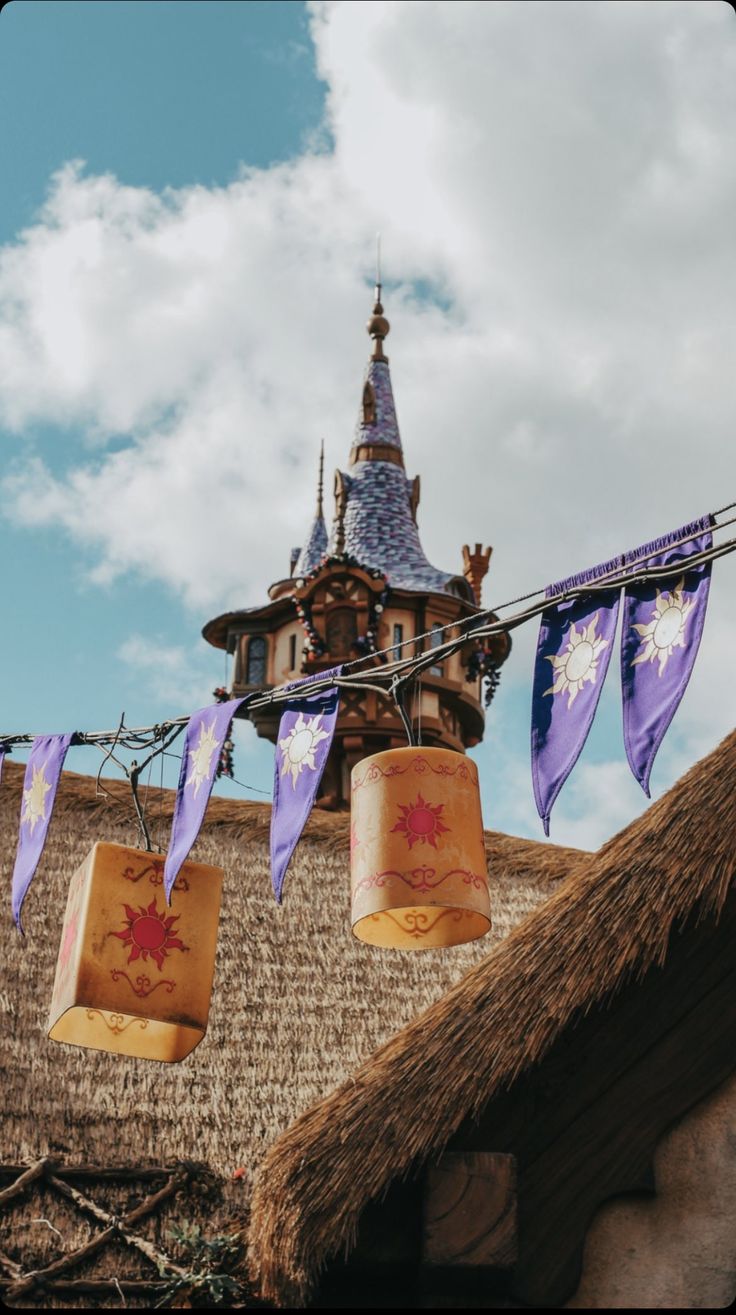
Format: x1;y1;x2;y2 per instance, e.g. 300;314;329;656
48;841;223;1062
350;747;491;949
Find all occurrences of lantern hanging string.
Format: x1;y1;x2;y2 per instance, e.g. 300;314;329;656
1;506;736;752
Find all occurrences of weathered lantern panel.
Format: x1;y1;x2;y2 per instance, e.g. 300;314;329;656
350;746;491;949
48;841;223;1063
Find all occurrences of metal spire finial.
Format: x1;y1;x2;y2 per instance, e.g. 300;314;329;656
317;439;325;519
367;234;390;360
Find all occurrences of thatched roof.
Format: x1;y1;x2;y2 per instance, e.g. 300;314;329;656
248;729;736;1307
0;759;579;1207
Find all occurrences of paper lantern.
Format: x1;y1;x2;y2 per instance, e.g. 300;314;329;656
48;841;223;1062
350;746;491;949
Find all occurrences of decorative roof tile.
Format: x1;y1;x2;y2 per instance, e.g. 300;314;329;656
294;515;328;578
327;458;457;593
354;359;402;451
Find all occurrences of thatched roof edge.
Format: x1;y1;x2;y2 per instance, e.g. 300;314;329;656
247;730;736;1306
0;759;581;876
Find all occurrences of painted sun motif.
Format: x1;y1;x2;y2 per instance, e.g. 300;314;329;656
392;793;450;850
186;719;220;796
21;764;52;834
545;613;608;708
279;712;329;788
631;577;693;676
112;899;188;971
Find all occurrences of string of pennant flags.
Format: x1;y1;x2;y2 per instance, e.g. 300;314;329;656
1;504;734;929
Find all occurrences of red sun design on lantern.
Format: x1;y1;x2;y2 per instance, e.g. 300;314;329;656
391;793;450;850
112;899;188;971
59;911;79;971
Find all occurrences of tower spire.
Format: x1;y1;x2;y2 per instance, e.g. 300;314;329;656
316;439;325;519
292;442;328;577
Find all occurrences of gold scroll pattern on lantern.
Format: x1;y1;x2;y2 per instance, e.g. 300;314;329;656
48;841;223;1063
350;747;491;950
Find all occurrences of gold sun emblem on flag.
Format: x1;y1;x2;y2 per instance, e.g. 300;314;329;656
631;577;693;676
186;720;220;796
545;613;608;708
21;764;52;834
279;712;329;788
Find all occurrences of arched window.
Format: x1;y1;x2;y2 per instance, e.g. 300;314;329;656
246;636;267;686
326;607;358;656
430;622;444;676
362;381;376;425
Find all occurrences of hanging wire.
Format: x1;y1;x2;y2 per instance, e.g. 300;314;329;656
391;673;416;747
1;505;735;751
94;712;127;801
143;752;155;848
229;777;272;796
158;727;165;853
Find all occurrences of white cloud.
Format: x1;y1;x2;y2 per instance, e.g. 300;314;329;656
1;0;735;835
117;633;219;713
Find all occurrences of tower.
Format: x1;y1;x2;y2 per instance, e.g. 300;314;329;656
202;287;510;805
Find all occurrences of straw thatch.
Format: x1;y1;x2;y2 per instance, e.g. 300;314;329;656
0;755;580;1292
248;729;736;1307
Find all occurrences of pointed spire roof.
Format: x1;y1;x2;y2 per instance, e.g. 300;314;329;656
350;284;403;462
328;287;469;597
293;443;328;577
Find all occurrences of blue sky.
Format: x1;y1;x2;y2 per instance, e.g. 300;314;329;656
1;0;735;848
0;0;324;793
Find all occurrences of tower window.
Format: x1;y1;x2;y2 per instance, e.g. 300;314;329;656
392;623;404;658
326;607;358;656
430;622;444;676
246;636;267;686
289;633;297;671
362;381;376;425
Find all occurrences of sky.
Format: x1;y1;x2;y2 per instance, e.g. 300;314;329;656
0;0;735;851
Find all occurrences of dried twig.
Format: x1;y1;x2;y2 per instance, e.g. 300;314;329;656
0;1158;51;1207
0;1247;23;1281
31;1217;64;1243
5;1167;191;1301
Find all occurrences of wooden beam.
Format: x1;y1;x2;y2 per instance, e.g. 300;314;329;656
422;1151;516;1268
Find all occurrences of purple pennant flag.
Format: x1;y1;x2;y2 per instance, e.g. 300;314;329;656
12;734;74;930
621;516;713;796
531;556;623;835
270;666;343;902
163;697;253;902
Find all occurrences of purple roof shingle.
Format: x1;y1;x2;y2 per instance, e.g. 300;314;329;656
353;359;402;451
294;514;328;577
327;458;457;592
